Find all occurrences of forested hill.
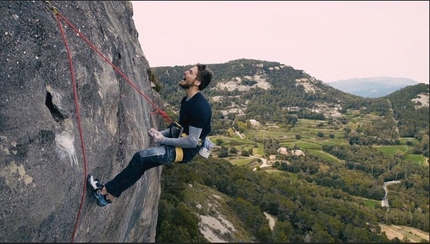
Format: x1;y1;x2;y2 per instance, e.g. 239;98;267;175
151;59;429;141
152;58;355;110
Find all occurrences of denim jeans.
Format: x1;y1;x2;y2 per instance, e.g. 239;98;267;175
104;145;176;197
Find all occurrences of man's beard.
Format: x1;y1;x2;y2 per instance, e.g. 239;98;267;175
179;79;195;89
179;82;191;89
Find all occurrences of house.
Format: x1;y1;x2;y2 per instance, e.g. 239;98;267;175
286;106;300;112
277;148;305;157
248;119;260;128
291;150;305;156
277;147;289;155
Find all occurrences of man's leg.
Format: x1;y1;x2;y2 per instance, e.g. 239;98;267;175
103;145;175;198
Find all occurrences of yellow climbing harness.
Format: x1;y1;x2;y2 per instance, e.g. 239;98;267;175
173;133;203;163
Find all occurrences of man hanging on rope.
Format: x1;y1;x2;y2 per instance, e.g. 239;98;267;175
87;64;213;206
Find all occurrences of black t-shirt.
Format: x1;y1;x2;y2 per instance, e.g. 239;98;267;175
178;92;212;162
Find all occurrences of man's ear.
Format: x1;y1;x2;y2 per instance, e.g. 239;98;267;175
194;80;201;87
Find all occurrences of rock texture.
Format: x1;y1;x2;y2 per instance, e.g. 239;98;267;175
0;1;164;242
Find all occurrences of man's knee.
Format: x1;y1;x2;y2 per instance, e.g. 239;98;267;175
130;151;144;167
130;146;168;166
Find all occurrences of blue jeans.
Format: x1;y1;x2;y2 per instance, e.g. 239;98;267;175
104;145;176;197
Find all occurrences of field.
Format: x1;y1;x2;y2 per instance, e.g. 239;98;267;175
211;117;427;168
208;116;429;242
377;146;428;165
379;224;429;242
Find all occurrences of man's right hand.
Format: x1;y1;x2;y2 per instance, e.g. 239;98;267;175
148;128;165;143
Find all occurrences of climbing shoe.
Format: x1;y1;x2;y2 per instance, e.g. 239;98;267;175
87;174;112;207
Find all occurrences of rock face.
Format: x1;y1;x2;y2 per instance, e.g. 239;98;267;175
0;1;164;242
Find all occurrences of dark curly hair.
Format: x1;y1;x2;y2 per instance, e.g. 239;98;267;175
196;64;213;91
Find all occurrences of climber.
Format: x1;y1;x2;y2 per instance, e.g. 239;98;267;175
87;64;213;207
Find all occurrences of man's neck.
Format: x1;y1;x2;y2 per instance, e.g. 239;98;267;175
185;88;199;100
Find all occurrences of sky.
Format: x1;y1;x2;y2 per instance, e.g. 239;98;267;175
131;1;429;84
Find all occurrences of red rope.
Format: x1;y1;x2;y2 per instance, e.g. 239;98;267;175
55;14;87;243
57;13;173;124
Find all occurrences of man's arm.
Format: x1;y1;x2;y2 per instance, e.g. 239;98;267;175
149;126;202;148
160;129;170;137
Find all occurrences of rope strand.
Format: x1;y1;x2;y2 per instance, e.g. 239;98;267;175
55;13;88;243
57;13;173;124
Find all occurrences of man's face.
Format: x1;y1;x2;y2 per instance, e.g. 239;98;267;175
179;66;199;89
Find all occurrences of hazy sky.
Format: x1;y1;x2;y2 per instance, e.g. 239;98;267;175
131;1;429;84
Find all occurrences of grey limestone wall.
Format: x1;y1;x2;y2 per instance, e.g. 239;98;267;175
0;1;164;242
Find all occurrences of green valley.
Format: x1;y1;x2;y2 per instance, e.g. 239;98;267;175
151;59;429;243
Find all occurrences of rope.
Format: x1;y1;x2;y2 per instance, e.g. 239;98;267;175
54;12;87;243
56;13;173;124
44;1;174;242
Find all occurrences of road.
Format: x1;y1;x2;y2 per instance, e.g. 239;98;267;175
381;180;401;208
251;156;271;171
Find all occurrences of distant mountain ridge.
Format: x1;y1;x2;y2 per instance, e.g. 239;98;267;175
327;77;419;98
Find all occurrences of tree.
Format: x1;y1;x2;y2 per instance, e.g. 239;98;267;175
241;150;250;156
218;147;229;158
216;138;224;146
287;115;298;126
272;221;293;242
